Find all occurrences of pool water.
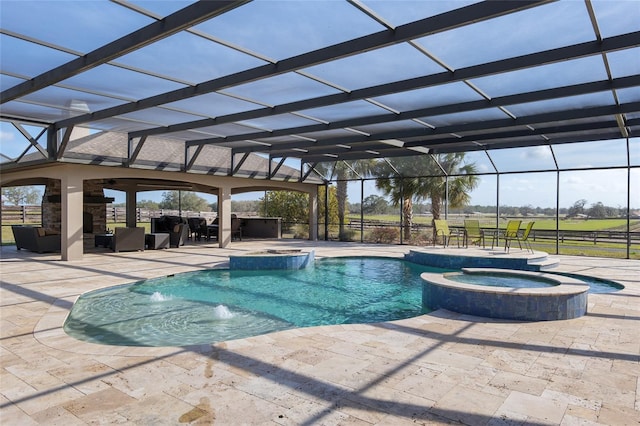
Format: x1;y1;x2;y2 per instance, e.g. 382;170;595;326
550;272;624;294
447;273;555;288
447;271;621;293
64;257;445;347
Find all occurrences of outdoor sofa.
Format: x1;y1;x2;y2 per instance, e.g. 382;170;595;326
12;225;61;253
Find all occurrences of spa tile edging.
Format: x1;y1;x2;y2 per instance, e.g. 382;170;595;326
229;250;314;270
421;268;589;321
405;249;557;271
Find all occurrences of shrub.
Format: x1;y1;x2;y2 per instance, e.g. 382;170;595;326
292;224;309;239
339;229;357;242
368;227;399;244
406;229;431;246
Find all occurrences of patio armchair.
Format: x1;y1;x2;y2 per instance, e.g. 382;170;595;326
110;227;145;252
187;217;200;240
520;221;536;253
463;219;485;248
492;220;522;252
433;219;460;247
188;217;211;241
199;218;215;241
170;223;189;248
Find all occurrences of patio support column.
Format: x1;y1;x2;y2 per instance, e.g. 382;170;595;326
360;179;364;243
308;186;318;241
125;188;137;227
444;176;449;219
556;170;560;255
324;184;329;241
399;177;404;245
495;174;500;231
61;172;83;261
626;136;631;260
218;185;232;248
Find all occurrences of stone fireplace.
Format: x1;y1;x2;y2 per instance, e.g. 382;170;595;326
42;179;114;234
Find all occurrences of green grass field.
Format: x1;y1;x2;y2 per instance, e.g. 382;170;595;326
346;215;637;231
340;215;639;259
3;218;638;259
526;218;634;231
4;218;636;242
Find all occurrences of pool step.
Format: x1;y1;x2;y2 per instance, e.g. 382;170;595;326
527;256;560;271
406;249;560;272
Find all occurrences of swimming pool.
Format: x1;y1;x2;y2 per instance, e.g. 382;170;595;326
64;256;624;347
64;257;445;347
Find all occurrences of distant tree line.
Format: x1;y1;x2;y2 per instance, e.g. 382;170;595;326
565;199;626;219
349;198;627;219
2;187;629;223
121;191;260;214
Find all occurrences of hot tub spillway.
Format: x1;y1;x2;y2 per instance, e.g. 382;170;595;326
421;268;589;321
229;249;315;270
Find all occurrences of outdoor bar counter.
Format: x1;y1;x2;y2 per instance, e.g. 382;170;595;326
238;217;282;239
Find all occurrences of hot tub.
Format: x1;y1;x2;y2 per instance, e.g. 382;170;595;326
421;268;589;321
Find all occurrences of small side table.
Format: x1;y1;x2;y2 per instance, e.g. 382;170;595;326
95;233;114;248
145;233;170;250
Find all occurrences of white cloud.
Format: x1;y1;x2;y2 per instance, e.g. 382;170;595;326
475;163;492;173
560;169;628;207
0;130;15;142
563;175;584;185
524;146;552;160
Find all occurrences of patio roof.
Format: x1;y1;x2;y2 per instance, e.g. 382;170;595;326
1;0;639;177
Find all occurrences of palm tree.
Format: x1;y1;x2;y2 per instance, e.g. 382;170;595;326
314;160;375;240
374;160;422;240
374;153;478;240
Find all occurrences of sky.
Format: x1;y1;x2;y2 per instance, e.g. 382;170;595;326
1;1;638;210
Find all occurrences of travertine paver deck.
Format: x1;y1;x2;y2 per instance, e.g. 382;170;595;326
1;240;639;425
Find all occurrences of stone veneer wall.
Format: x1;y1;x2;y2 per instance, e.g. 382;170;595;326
41;180;61;232
84;180;109;234
41;179;108;234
